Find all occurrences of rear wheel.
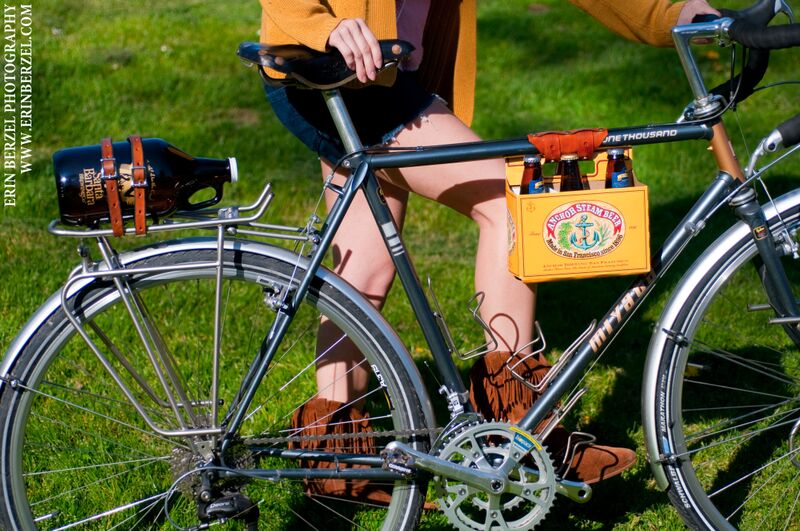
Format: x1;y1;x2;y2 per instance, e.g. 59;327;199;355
0;245;430;530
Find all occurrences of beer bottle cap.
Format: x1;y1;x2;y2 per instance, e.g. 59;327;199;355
561;153;579;161
523;155;541;165
607;148;625;157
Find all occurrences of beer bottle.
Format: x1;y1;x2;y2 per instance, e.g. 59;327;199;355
558;153;587;192
520;155;545;194
54;138;238;227
604;148;631;188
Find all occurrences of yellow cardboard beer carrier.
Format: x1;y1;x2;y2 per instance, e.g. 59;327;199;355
506;149;650;283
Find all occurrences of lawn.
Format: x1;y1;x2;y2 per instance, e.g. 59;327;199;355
1;0;799;529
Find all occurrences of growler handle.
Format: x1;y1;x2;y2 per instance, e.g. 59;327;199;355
175;156;237;211
176;182;225;211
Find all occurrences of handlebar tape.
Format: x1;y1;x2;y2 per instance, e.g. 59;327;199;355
706;7;773;105
777;114;800;149
721;0;778;27
728;20;800;50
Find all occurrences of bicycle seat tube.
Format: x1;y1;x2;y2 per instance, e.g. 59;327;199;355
321;89;471;414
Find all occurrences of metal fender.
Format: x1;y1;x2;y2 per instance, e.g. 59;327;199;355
0;237;436;431
642;188;800;489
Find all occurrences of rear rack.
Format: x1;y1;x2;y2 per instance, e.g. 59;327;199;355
48;181;316;245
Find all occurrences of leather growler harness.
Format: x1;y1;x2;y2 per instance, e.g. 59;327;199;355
100;135;148;236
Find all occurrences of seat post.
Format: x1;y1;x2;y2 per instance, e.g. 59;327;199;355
322;89;364;154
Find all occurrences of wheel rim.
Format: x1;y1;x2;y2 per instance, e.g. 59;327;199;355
2;251;424;530
665;222;800;530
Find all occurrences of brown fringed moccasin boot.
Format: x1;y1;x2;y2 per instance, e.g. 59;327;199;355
469;351;636;485
288;397;392;504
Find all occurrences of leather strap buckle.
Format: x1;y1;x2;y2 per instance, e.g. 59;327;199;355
130;167;149;188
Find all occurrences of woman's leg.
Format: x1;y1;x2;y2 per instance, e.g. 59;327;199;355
316;98;536;404
315;160;410;404
383;99;537;353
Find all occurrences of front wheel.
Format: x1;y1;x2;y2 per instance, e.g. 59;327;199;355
649;191;800;529
0;243;431;530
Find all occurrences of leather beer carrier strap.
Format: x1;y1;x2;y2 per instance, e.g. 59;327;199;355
128;135;148;235
100;137;125;237
527;129;608;160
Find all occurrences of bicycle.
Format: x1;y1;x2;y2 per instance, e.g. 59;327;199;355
2;0;800;529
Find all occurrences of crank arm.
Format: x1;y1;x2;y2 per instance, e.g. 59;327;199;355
384;441;508;494
385;440;592;503
556;478;592;503
516;463;592;503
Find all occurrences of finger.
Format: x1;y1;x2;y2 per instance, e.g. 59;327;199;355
355;19;383;79
340;20;377;81
338;26;370;82
329;26;365;81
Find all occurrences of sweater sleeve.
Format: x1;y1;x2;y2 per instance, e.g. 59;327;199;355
260;0;343;52
569;0;686;47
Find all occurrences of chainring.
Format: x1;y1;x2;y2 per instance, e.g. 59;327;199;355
433;421;556;530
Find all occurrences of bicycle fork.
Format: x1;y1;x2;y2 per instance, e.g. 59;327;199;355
730;185;800;320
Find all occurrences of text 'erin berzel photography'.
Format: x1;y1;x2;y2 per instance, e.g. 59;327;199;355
3;3;32;208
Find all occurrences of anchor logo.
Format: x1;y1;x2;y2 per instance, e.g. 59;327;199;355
569;214;600;250
543;201;625;259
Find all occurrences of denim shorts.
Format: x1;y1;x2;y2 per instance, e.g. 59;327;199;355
264;70;436;163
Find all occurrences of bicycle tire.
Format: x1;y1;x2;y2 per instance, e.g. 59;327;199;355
649;191;800;530
0;243;431;530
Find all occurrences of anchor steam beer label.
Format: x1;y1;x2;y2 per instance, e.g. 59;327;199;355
543;200;625;259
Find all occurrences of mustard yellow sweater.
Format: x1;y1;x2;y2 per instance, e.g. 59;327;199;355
260;0;686;125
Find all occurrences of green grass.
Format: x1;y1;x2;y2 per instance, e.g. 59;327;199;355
2;0;800;529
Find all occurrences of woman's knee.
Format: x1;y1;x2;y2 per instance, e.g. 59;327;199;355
332;243;397;308
470;194;507;233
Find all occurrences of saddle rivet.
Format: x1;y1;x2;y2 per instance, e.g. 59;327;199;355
274;56;285;66
391;44;402;56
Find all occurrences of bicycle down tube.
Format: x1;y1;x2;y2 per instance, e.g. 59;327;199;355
360;118;797;436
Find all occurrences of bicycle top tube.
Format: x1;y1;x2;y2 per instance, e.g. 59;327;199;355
364;123;714;170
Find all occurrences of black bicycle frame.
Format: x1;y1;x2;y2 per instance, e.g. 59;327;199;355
222;89;796;446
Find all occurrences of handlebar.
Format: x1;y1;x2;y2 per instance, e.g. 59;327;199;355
727;19;800;49
674;0;800;151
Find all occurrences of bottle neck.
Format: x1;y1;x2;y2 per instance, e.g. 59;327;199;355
192;157;234;183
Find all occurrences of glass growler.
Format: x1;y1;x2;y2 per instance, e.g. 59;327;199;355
54;138;238;227
605;148;631;188
557;153;587;192
520;155;545;194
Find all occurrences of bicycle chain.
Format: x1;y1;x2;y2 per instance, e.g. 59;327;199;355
245;427;443;446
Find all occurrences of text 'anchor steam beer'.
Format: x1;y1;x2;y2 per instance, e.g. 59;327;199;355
54;138;238;227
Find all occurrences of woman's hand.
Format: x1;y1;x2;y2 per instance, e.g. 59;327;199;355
677;0;721;25
327;18;383;83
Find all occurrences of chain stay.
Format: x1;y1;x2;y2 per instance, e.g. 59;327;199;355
244;427;442;446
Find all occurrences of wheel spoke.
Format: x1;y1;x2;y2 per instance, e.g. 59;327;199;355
652;210;800;530
49;491;169;531
2;250;426;530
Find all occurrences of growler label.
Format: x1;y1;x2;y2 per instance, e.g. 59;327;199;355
118;163;157;206
543;201;624;259
78;167;104;206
